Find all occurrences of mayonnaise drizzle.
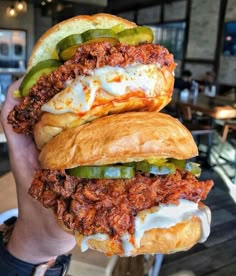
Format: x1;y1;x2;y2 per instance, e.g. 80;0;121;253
79;199;211;256
80;233;108;253
41;63;163;115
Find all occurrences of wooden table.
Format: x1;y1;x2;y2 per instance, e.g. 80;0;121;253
0;172;146;276
171;93;236;120
169;93;236;165
0;121;6;143
0;172;18;213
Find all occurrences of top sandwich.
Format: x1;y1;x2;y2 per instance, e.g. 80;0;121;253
8;13;176;149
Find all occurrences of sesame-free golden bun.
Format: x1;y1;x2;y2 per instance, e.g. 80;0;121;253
57;203;211;256
39;112;198;169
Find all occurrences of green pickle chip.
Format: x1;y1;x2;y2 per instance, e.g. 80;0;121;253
56;29;119;61
117;26;154;45
19;59;62;97
67;165;135;179
135;161;175;175
67;159;201;179
185;162;201;177
56;26;154;61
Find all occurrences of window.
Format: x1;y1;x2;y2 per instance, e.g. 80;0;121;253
14;44;23;56
0;43;9;56
148;22;186;60
223;22;236;56
0;29;26;71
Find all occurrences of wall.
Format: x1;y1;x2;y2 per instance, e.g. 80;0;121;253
34;7;52;42
137;6;161;24
120;0;236;86
184;0;220;79
164;1;187;21
119;0;187;77
186;0;220;60
218;0;236;86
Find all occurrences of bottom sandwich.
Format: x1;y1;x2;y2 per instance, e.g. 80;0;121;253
29;112;213;256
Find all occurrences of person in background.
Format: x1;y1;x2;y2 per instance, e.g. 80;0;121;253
0;79;76;275
201;71;217;97
174;70;199;102
174;69;193;92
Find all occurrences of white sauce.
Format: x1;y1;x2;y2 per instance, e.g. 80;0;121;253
41;63;162;114
79;199;211;256
80;233;108;253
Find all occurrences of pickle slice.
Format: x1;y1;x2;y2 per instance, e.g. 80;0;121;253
169;158;186;169
19;59;62;97
56;29;119;61
67;165;135;179
82;29;117;41
56;34;83;58
147;158;167;166
59;37;118;61
117;26;154;45
111;24;126;33
135;161;175;175
185;162;201;177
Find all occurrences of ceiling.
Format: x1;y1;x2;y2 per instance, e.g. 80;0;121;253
31;0;171;20
2;0;173;21
106;0;169;13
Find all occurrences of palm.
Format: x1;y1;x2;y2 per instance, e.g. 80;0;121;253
1;79;76;260
1;79;39;189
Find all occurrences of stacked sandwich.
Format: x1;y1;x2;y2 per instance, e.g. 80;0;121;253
8;14;213;256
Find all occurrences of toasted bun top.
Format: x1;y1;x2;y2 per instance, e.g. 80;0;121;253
28;13;136;69
39;112;198;169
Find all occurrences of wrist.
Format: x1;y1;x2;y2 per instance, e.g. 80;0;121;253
0;218;72;275
7;219;57;264
7;217;76;264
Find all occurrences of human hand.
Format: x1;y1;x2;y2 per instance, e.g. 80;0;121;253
0;79;76;264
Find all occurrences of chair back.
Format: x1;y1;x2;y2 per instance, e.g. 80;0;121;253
176;103;192;122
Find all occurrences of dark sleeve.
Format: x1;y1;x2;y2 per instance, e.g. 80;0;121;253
174;78;191;90
0;228;71;276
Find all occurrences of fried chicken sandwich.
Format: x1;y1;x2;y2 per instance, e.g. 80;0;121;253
7;13;213;256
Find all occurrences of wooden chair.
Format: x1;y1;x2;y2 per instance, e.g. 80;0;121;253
175;103;215;161
222;121;236;143
217;121;236;184
0;121;7;143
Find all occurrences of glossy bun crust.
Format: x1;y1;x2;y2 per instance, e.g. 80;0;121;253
59;202;210;256
39;112;198;169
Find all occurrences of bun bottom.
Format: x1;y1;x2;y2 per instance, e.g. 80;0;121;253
74;216;202;257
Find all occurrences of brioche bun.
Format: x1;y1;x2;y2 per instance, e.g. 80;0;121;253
28;13;136;69
39;112;198;169
58;203;211;256
34;76;174;150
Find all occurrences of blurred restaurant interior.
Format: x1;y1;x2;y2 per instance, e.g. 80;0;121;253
0;0;236;275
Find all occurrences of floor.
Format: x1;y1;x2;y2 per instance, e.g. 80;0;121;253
158;131;236;276
159;168;236;276
0;130;235;276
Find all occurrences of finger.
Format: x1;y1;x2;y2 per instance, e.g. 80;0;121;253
1;78;23;130
2;78;23;114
